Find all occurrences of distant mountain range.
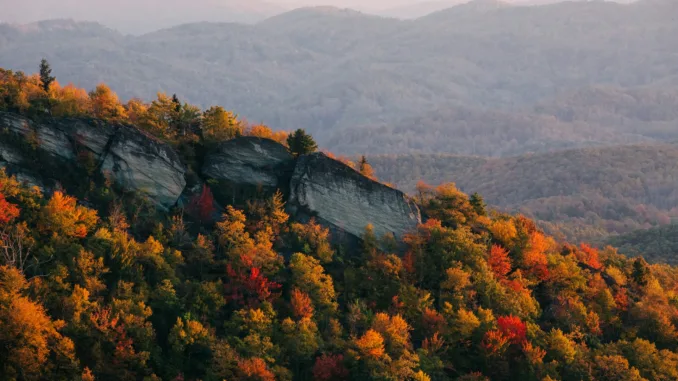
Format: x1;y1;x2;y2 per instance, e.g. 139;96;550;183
369;142;678;244
0;0;675;155
0;0;644;34
0;0;288;34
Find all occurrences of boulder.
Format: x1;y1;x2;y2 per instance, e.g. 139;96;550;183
202;136;293;189
0;112;186;209
288;153;421;247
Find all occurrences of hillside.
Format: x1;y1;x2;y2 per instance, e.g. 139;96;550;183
1;69;678;381
608;224;678;265
1;0;677;154
370;143;678;243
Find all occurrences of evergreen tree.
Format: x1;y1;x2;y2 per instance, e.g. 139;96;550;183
287;129;318;157
171;94;181;113
39;59;55;93
470;192;487;216
631;258;650;286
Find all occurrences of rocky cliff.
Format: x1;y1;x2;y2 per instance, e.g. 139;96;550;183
0;112;186;209
202;136;294;189
288;153;421;245
1;112;421;246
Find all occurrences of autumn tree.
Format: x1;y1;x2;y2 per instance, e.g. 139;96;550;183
51;83;91;117
488;244;512;280
288;219;334;264
355;329;386;360
239;357;276;381
39;191;99;238
312;354;349;381
202;106;243;142
0;265;78;380
359;155;376;180
290;288;314;320
187;185;216;223
289;253;338;314
287;129;318;157
0;191;20;224
89;83;126;120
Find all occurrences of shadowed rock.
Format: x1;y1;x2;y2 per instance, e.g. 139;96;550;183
202;136;294;189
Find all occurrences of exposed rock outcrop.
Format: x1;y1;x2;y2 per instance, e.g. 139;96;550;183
288;153;421;247
99;125;186;209
1;112;423;247
0;112;186;209
202;136;294;189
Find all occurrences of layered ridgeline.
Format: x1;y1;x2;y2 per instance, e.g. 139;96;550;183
1;0;678;153
2;67;678;381
370;144;678;246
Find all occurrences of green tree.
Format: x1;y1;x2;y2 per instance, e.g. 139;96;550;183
39;58;55;93
287;129;318;157
470;192;487;216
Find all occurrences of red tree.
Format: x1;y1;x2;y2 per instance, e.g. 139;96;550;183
312;354;349;381
497;315;527;345
291;288;314;320
187;185;216;223
488;245;511;280
225;265;281;307
0;192;20;224
579;244;603;270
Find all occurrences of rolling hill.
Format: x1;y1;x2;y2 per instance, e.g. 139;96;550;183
1;0;677;154
608;224;678;265
370;143;678;243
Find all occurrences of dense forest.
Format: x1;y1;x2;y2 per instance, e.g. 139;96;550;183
608;225;678;266
370;144;678;245
1;0;677;152
2;63;678;381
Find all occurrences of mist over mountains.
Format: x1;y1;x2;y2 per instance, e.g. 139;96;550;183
1;0;675;156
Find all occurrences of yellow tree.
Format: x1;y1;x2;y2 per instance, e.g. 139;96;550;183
0;265;77;379
39;191;99;239
202;106;243;142
89;83;127;121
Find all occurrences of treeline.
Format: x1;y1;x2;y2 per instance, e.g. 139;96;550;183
0;61;289;146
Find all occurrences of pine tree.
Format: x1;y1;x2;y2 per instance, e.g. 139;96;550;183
287;129;318;157
171;94;181;113
470;192;487;216
39;59;55;93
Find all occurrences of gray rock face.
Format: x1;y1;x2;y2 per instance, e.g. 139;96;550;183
288;153;421;246
0;140;24;166
100;127;186;209
0;112;186;209
203;137;293;188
